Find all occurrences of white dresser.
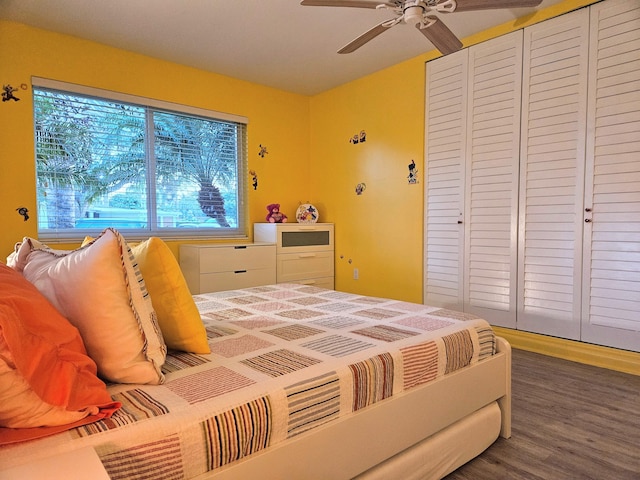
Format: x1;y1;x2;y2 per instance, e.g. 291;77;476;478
179;242;276;294
254;223;334;289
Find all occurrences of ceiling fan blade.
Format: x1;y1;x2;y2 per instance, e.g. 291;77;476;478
300;0;393;9
338;21;393;53
452;0;542;12
416;17;463;55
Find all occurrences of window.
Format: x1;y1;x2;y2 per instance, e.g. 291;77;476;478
32;78;248;240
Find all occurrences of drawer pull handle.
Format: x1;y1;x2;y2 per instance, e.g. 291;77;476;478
234;270;247;274
234;246;247;249
298;253;317;258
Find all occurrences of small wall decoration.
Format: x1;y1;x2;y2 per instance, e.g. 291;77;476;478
349;130;367;144
266;203;287;223
407;159;419;184
355;183;366;195
249;170;258;190
258;144;268;158
16;207;29;221
2;84;21;102
296;203;318;223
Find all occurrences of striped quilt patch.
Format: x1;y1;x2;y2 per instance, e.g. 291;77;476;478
264;324;325;341
303;334;373;357
431;308;480;321
476;326;497;360
353;308;405;320
209;335;274;358
230;317;285;329
242;349;321;377
167;367;255;404
352;324;419;342
99;436;184;480
288;296;330;306
206;325;238;339
286;371;340;438
401;341;439;389
275;309;325;320
442;330;474;374
225;295;269;305
315;301;363;313
350;353;394;411
204;308;252;321
163;351;210;373
310;315;364;329
204;397;272;470
72;389;170;437
394;315;454;331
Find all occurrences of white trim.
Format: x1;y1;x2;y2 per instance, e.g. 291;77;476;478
31;76;249;125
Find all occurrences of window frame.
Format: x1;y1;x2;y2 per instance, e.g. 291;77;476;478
32;77;249;242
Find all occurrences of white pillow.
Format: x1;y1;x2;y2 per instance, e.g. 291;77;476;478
8;228;166;385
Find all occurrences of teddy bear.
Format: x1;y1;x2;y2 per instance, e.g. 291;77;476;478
266;203;287;223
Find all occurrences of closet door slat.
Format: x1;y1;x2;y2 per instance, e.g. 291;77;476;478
464;31;522;328
424;51;468;309
517;8;590;340
582;0;640;352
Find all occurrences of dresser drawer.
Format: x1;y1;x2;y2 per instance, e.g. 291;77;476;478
198;268;276;293
276;251;334;283
254;223;334;254
180;243;276;293
200;245;273;273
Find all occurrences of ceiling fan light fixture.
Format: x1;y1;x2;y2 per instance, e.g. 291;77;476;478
403;5;426;25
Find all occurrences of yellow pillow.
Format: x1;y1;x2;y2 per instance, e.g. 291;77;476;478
131;238;210;354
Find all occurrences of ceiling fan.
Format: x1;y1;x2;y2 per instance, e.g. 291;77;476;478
300;0;543;56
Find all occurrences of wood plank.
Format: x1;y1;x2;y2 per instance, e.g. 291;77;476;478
445;349;640;479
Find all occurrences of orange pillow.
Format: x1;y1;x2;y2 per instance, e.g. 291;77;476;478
0;263;120;443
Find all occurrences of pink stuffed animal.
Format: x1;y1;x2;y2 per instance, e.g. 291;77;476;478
266;203;287;223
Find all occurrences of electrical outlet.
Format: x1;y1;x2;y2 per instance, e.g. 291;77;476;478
353;268;359;280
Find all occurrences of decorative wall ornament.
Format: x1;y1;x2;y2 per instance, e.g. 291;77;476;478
407;159;418;184
2;84;21;102
258;144;268;158
16;207;29;221
355;183;366;195
349;130;367;144
249;170;258;190
296;203;318;223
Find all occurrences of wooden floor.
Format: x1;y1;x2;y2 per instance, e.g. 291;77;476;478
445;348;640;480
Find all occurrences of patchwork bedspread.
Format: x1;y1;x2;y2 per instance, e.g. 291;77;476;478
0;284;496;478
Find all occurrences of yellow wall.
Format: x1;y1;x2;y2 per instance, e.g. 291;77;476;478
0;20;310;257
0;0;597;297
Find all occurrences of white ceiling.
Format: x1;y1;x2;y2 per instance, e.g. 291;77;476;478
1;0;566;95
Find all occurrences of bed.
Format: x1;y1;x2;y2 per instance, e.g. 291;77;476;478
0;232;510;480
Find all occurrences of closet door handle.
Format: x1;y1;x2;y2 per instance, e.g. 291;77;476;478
457;220;463;224
585;219;592;223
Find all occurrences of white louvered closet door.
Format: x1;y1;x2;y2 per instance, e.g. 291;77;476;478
464;31;522;328
581;0;640;352
517;9;590;339
424;50;468;310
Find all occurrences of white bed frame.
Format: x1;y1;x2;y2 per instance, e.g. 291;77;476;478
204;337;512;480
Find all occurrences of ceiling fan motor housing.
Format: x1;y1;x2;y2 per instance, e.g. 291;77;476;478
403;3;427;25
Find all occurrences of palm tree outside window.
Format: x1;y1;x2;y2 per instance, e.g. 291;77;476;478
32;79;247;241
